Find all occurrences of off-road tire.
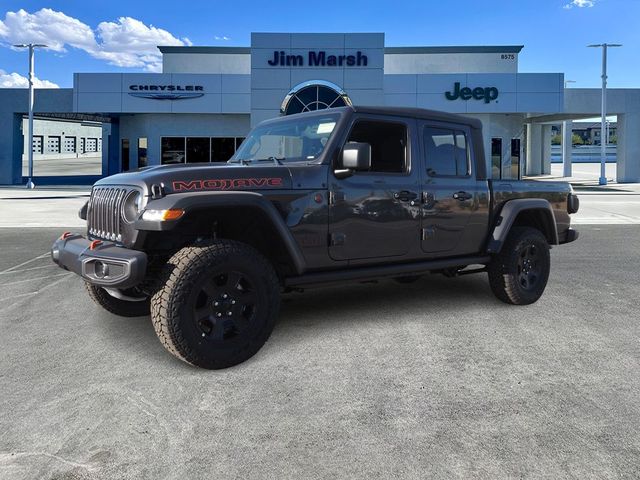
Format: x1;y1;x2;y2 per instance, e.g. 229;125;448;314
85;283;151;317
151;240;280;369
488;227;550;305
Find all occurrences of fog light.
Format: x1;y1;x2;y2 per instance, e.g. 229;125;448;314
95;261;109;278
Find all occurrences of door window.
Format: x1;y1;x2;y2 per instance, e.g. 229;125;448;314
424;127;469;177
346;121;407;173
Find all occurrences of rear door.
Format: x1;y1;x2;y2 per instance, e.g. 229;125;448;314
420;121;489;256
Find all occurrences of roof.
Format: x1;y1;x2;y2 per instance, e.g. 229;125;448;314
259;106;482;129
158;45;524;55
349;106;483;129
384;45;524;54
158;46;251;54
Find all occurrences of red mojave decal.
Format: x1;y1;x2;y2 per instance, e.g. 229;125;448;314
172;177;284;192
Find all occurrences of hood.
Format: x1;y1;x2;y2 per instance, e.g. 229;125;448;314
95;163;294;195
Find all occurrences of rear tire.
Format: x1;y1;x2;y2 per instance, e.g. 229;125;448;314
85;283;151;317
151;240;280;369
487;227;550;305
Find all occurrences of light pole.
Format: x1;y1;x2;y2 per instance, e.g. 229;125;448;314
588;43;622;185
13;43;48;189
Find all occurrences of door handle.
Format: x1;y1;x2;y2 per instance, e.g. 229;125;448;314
452;191;473;201
393;190;418;202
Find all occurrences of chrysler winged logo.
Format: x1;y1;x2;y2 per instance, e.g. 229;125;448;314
128;84;204;100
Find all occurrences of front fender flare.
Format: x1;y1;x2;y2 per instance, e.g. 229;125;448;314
487;198;559;253
134;191;306;275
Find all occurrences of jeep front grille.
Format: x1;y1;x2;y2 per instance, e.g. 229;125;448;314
87;187;129;242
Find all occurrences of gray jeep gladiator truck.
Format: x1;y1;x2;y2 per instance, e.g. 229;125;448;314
52;106;579;369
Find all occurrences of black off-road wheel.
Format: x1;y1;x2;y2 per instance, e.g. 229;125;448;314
85;283;151;317
487;227;551;305
151;240;280;369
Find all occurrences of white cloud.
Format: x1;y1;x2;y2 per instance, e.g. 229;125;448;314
564;0;596;9
214;35;231;41
0;8;190;71
0;9;95;52
0;69;59;88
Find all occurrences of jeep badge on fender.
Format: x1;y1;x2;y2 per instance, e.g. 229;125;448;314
51;106;578;370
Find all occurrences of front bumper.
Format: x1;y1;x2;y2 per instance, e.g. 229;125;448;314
51;234;147;289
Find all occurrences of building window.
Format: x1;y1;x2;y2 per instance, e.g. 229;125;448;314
346;121;407;173
281;80;351;116
121;139;130;171
186;137;210;163
80;137;86;154
424;127;469;177
63;137;76;154
491;138;503;179
32;135;43;154
47;136;61;154
211;138;236;162
161;137;186;164
160;137;244;164
510;138;521;179
138;138;148;168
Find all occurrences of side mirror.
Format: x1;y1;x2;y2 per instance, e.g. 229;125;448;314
341;142;371;171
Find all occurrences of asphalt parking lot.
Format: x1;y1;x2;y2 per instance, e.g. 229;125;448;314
1;224;639;479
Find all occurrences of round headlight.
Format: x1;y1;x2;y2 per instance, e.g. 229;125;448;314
122;191;142;223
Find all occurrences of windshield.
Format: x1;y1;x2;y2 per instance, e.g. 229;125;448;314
231;113;340;164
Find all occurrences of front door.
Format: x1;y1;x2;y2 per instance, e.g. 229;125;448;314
329;117;421;261
420;123;488;256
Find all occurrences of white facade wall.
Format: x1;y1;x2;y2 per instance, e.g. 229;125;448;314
384;52;518;74
162;53;250;74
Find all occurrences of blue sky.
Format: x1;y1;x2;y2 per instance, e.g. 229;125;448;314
0;0;638;88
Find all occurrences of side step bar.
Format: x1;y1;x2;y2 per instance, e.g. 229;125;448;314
285;255;491;288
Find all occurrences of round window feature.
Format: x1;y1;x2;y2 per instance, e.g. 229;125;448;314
281;81;351;116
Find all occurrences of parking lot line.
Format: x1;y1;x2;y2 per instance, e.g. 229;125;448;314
0;253;50;274
0;272;70;287
0;274;72;311
0;264;53;275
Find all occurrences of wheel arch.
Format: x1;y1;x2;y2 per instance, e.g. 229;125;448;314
487;199;559;253
135;192;306;276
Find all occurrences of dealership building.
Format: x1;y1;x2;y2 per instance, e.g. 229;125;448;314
0;32;639;185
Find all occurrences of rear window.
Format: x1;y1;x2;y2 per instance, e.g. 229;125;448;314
424;127;470;177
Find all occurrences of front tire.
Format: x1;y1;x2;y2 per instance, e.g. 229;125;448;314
85;283;151;317
487;227;550;305
151;240;280;369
